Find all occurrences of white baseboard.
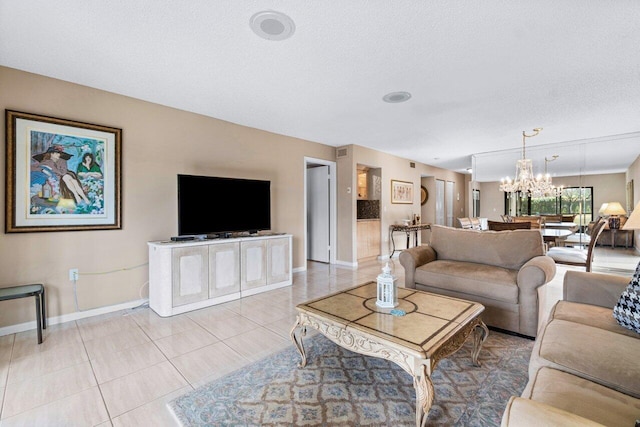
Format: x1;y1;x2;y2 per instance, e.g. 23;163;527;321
0;298;148;338
335;260;357;268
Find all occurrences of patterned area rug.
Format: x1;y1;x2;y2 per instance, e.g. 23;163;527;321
169;331;533;426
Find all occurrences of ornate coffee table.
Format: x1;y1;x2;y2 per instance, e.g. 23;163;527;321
290;282;488;427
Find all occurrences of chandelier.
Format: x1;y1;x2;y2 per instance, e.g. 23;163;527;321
499;128;563;198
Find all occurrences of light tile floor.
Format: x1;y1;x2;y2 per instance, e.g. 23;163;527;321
0;247;637;426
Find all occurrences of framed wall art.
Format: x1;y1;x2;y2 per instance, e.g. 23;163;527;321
391;179;413;204
5;110;122;232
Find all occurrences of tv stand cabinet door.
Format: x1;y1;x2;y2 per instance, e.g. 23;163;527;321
267;237;291;285
171;246;209;307
241;240;267;290
209;242;240;297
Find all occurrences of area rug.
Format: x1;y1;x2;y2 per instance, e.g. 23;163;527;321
169;331;533;426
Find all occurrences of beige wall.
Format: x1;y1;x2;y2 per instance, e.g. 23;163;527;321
337;145;466;263
0;66;334;327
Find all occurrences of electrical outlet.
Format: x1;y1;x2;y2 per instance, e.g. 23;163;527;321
69;268;79;281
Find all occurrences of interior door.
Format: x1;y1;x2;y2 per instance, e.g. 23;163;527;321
446;181;454;227
435;179;445;225
307;165;330;262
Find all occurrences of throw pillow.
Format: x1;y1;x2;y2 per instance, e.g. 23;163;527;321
613;260;640;334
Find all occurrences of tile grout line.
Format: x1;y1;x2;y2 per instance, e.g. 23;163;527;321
107;313;193;425
80;318;114;425
0;333;16;421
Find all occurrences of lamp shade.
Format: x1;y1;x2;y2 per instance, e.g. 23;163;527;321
598;203;609;215
602;202;626;216
623;201;640;230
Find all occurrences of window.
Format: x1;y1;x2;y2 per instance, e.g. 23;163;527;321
560;187;593;221
504;187;593;220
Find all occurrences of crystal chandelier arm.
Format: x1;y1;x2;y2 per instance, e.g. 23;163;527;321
520;128;543;159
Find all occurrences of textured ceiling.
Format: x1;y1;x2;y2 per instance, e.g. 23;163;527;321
1;1;639;179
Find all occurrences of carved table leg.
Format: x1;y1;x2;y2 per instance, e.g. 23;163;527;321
471;321;489;367
289;317;307;368
413;363;434;427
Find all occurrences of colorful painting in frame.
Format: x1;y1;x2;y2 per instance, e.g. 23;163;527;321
5;110;122;232
391;179;413;204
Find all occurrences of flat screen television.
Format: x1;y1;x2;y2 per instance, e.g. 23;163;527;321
178;174;271;236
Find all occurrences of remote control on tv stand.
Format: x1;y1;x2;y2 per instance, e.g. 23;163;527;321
170;236;195;242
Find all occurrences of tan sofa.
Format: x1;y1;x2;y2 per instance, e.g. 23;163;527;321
502;270;640;426
399;225;556;337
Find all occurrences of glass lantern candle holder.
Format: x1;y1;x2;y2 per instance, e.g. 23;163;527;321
376;262;398;308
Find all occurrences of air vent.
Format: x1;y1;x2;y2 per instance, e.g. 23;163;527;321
410;162;416;168
336;148;348;158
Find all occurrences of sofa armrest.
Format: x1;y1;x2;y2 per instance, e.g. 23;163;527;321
563;270;630;308
517;255;557;289
516;255;557;337
398;245;436;289
501;397;606;427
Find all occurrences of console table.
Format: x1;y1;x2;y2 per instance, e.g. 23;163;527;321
389;223;431;258
148;233;292;316
608;229;633;249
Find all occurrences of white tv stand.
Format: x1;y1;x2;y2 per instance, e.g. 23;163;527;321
148;233;292;317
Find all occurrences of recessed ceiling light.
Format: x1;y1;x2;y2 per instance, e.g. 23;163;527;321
250;11;295;41
382;91;411;103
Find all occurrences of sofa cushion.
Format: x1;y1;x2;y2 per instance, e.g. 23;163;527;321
523;367;640;427
428;225;544;270
550;300;639;339
544;246;587;264
533;319;640;397
501;396;606;426
613;260;640;334
415;259;519;304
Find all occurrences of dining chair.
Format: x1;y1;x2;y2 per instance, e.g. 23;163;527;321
458;217;473;229
469;217;482;230
488;220;531;231
512;216;541;229
546;218;607;272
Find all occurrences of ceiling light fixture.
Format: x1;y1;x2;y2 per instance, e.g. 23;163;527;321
499;128;563;197
382;91;411;103
250;11;295;41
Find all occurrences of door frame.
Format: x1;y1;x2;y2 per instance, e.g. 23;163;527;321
304;157;337;265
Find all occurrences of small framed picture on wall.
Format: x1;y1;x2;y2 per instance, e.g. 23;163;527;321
391;180;413;204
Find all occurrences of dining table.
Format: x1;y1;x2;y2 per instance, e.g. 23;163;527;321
542;222;579;232
540;228;574;245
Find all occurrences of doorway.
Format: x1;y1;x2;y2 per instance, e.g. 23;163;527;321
305;158;337;265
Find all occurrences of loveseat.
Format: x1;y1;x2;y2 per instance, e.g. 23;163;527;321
501;270;640;426
399;225;556;337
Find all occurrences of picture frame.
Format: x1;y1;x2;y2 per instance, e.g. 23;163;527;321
391;179;413;204
5;110;122;232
